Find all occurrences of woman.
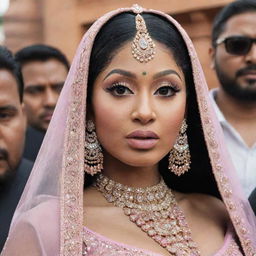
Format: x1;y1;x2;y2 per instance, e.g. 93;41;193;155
2;5;256;256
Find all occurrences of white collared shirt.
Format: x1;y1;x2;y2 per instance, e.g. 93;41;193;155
209;89;256;197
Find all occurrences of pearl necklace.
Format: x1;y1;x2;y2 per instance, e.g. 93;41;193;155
94;174;201;256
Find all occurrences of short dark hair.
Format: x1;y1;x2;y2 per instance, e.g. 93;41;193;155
15;44;70;71
0;46;24;102
212;0;256;46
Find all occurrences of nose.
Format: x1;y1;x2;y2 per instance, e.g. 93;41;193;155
245;42;256;64
131;94;156;125
44;88;58;107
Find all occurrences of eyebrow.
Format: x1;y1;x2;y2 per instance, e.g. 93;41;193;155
103;68;182;81
103;69;136;80
25;84;44;89
153;69;182;80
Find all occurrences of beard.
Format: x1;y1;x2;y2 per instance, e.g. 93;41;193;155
215;63;256;102
0;148;16;189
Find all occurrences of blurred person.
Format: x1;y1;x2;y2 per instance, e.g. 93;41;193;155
15;44;70;161
249;187;256;215
0;46;33;251
209;0;256;197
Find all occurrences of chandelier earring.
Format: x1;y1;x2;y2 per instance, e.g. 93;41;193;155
84;120;103;175
168;119;191;176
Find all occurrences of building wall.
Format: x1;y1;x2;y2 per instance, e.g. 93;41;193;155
3;0;234;88
3;0;43;52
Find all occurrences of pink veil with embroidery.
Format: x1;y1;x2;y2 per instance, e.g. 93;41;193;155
2;5;256;256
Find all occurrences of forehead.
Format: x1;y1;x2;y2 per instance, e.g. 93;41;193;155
21;59;68;81
99;41;184;78
0;69;20;104
222;12;256;37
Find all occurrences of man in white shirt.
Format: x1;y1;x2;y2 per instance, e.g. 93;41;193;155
209;0;256;197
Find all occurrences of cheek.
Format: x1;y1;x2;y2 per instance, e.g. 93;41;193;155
160;99;186;147
24;96;41;109
216;54;241;77
92;98;129;146
4;120;25;166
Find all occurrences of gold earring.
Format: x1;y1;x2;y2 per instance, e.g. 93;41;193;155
84;120;103;175
168;119;191;176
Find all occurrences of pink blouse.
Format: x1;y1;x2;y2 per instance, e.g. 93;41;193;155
83;226;243;256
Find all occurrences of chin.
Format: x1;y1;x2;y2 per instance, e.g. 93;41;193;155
121;155;162;168
0;167;14;185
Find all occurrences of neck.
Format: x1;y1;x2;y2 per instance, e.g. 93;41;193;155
102;153;160;188
216;88;256;121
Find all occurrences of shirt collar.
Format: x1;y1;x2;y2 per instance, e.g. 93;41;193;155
209;88;226;124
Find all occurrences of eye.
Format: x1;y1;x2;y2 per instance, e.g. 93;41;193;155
0;111;16;121
52;82;64;93
154;83;180;97
0;113;9;119
106;82;133;96
25;86;45;95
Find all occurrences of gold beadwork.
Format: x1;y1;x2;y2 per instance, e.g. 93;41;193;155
84;120;103;175
131;14;156;63
168;119;191;176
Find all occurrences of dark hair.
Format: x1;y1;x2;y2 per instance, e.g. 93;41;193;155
212;0;256;46
0;46;24;102
86;12;219;198
88;13;192;99
15;44;70;71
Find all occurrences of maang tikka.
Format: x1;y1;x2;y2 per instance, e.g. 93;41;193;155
84;120;103;175
168;119;191;176
131;8;156;63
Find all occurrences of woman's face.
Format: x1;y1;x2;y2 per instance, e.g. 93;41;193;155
91;41;187;167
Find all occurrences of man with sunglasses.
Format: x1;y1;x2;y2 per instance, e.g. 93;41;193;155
209;0;256;198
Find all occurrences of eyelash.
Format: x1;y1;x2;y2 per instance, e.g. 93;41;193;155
106;82;133;96
106;81;181;97
154;82;180;97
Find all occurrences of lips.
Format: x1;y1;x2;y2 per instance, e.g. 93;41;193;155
241;71;256;76
40;112;54;122
0;149;8;161
126;130;159;149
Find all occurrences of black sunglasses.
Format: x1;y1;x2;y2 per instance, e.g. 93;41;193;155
216;36;256;55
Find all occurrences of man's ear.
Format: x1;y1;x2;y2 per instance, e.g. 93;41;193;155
20;102;28;130
209;46;216;70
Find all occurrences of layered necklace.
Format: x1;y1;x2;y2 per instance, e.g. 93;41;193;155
94;174;201;256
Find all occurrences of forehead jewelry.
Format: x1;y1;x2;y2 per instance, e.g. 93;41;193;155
131;13;156;63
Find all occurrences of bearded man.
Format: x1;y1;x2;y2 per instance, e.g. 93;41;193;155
209;0;256;197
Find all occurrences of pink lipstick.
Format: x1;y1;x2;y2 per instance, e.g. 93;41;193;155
126;130;159;150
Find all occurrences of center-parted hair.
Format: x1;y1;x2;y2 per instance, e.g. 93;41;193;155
88;13;192;97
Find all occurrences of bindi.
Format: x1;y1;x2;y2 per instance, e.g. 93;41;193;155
142;71;147;76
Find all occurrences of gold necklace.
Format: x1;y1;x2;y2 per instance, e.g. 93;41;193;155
94;174;201;256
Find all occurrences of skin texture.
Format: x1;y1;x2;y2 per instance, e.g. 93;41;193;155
21;58;68;132
91;42;186;186
84;42;228;256
210;12;256;147
0;69;26;183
